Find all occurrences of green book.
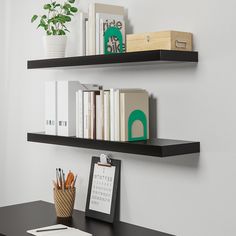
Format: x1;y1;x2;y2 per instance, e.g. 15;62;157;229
120;91;149;142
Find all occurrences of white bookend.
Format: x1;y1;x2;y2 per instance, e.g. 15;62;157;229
83;91;91;139
104;91;110;141
78;12;88;56
110;88;115;141
57;81;81;137
114;89;120;141
96;94;102;140
45;81;57;135
88;3;125;55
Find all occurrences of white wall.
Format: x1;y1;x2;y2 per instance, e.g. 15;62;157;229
2;0;236;235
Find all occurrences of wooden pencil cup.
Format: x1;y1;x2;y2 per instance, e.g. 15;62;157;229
53;188;76;218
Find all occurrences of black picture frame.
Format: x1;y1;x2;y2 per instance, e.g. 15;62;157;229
85;156;121;223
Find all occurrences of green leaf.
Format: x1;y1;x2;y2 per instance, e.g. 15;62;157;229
68;0;75;3
31;15;38;23
47;31;52;35
42;15;47;19
70;7;78;13
63;3;71;9
43;4;51;10
59;30;66;35
64;16;71;22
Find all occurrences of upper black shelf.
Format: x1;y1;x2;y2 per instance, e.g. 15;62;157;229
27;50;198;69
27;132;200;157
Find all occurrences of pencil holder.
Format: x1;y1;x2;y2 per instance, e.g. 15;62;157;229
53;188;76;218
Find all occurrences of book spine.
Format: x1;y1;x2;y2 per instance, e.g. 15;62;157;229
100;19;104;54
96;13;100;55
90;91;96;139
110;88;115;141
114;89;120;141
45;81;57;135
88;3;95;55
83;92;91;139
76;91;79;137
104;91;110;141
96;94;102;140
100;90;104;140
78;90;84;138
85;19;89;56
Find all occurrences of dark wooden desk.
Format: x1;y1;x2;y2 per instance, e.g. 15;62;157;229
0;201;174;236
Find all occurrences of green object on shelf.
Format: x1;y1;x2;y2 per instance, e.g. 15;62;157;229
128;109;147;141
104;27;123;54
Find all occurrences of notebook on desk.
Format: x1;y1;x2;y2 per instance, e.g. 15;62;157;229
27;224;92;236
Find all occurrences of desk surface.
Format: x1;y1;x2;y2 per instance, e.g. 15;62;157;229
0;201;174;236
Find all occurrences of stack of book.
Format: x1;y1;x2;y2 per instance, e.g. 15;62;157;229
78;3;126;56
45;81;149;142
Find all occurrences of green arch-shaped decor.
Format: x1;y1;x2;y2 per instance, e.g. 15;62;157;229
128;109;147;141
104;27;123;54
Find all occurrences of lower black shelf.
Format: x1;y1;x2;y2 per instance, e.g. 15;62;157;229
27;132;200;157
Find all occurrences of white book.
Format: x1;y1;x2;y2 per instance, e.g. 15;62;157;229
57;81;82;137
90;91;96;139
45;81;57;135
114;89;120;141
83;91;91;139
96;94;102;140
76;90;84;138
78;12;88;56
98;14;125;54
110;88;115;141
104;91;110;140
88;3;125;55
85;19;89;56
76;85;101;138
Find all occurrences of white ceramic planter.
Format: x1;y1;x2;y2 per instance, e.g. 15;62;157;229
43;35;67;58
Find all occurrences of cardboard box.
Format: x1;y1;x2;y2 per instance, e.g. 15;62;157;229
126;31;193;52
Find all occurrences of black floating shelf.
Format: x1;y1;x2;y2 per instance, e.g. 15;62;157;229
27;132;200;157
27;50;198;69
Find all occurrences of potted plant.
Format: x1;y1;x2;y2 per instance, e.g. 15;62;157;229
31;0;78;58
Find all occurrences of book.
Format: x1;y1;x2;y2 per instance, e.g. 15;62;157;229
114;89;120;141
99;14;125;54
88;3;125;55
90;91;96;139
78;12;88;56
76;90;84;138
85;19;89;56
109;88;115;141
57;81;82;137
114;89;145;141
96;13;124;55
76;85;101;138
120;91;149;142
104;91;110;140
83;91;91;139
96;90;104;140
45;81;57;135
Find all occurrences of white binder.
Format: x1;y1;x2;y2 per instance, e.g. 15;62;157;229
45;81;57;135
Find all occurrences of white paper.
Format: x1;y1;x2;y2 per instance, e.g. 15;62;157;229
89;164;116;214
27;224;92;236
